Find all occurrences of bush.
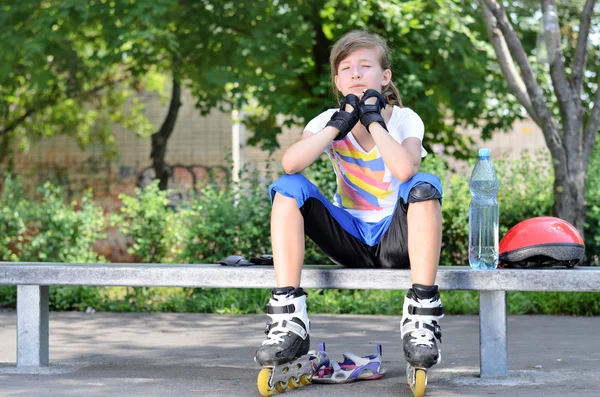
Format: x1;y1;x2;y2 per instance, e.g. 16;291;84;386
19;183;107;263
0;177;106;263
117;181;184;263
179;167;273;264
0;178;107;310
0;174;28;262
584;140;600;265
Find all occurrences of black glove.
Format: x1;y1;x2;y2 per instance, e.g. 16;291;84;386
359;89;387;132
326;94;360;140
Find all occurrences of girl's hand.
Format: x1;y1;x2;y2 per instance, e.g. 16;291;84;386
359;89;387;132
326;94;360;140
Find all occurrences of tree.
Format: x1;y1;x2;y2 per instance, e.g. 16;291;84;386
0;1;165;166
0;1;195;190
196;0;521;158
479;0;599;233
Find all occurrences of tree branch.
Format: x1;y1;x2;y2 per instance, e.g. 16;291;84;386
481;0;564;160
479;2;540;126
583;73;600;171
0;72;133;138
543;0;578;137
571;0;596;96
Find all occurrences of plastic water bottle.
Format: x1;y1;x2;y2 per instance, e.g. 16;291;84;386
468;148;499;270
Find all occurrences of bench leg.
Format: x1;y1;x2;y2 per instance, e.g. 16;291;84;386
17;285;49;368
479;290;507;377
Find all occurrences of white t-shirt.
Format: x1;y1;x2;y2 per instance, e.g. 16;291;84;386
304;106;427;223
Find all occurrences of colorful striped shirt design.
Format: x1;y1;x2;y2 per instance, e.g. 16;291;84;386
330;139;394;211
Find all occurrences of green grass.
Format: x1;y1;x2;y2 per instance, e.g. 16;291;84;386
1;286;599;316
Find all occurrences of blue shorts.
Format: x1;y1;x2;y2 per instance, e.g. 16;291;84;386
269;172;442;268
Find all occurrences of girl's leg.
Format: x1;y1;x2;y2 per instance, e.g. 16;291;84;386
271;192;304;288
256;190;310;368
397;177;445;370
407;199;442;285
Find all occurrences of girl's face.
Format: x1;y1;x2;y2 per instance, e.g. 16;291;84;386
334;47;391;97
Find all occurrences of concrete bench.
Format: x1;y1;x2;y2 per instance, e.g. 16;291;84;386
1;262;600;377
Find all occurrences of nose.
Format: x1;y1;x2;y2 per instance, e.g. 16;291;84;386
351;65;361;79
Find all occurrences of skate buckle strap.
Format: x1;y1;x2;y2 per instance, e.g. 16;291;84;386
407;305;444;316
266;319;308;340
267;303;296;314
402;320;443;343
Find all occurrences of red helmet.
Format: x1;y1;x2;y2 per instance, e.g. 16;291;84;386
499;217;585;268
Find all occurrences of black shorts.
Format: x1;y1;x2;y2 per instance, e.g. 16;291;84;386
301;197;410;269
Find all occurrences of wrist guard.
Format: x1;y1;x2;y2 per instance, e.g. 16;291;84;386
326;94;360;140
359;89;387;132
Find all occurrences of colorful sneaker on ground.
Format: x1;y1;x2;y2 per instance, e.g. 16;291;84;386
312;343;387;384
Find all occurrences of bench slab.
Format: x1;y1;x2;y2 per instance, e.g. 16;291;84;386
1;262;600;291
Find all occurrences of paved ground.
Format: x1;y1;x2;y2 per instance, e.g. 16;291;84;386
1;312;600;396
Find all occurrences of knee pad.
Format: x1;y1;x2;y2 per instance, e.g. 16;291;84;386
407;183;442;203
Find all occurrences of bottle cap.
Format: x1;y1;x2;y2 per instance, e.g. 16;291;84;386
478;148;490;157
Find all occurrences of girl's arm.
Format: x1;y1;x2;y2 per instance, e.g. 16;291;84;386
369;124;422;182
281;127;339;174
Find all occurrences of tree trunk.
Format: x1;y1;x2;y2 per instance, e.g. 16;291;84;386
150;72;182;191
552;156;587;234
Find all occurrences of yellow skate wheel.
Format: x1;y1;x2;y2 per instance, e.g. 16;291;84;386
299;374;312;386
275;381;288;393
408;368;427;397
257;368;275;397
287;376;300;389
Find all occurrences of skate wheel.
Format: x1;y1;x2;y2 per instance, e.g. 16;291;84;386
299;374;312;386
257;368;275;396
287;376;300;389
407;367;427;397
274;381;288;392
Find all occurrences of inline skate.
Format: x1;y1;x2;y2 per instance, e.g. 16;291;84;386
255;287;323;396
402;285;444;397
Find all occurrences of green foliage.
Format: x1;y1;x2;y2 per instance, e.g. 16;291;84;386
18;183;106;263
584;140;600;265
507;291;600;316
0;176;106;263
0;1;169;164
3;286;599;316
0;177;106;310
0;174;28;261
0;286;17;308
179;167;273;263
116;181;184;263
49;286;104;311
1;1;524;160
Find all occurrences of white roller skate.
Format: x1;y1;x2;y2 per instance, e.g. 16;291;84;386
401;285;444;397
255;287;318;396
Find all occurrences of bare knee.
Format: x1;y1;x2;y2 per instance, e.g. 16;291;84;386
273;192;298;207
272;193;302;221
409;199;440;212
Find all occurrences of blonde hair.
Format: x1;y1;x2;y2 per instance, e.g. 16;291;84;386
330;30;402;107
